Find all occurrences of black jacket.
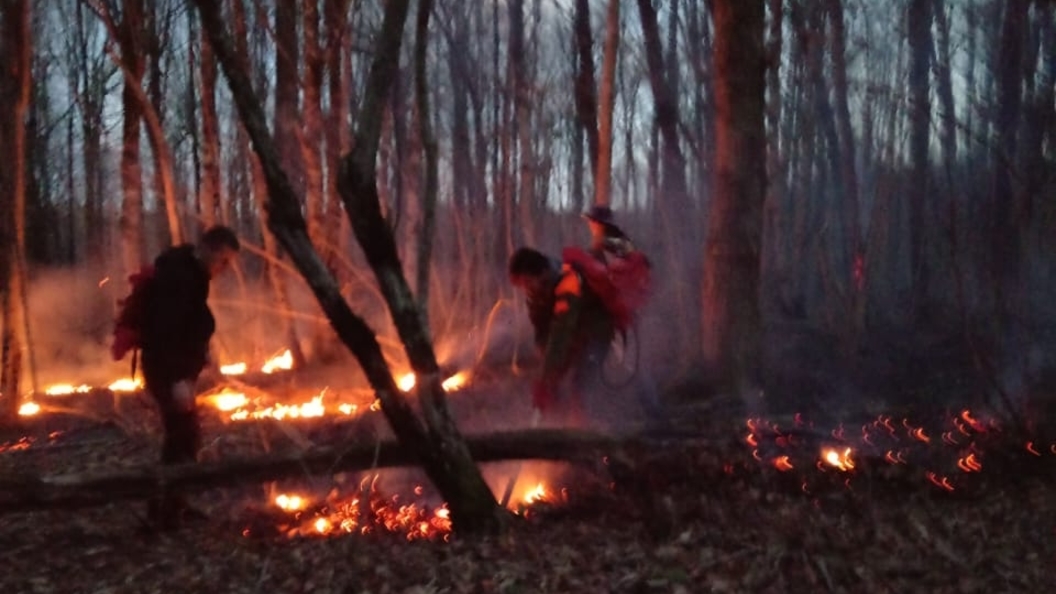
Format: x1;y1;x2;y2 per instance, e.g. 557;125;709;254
140;245;214;386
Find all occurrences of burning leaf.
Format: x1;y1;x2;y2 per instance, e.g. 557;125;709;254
1025;442;1042;457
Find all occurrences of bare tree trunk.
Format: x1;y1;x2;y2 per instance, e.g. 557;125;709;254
323;0;351;275
933;0;957;171
0;0;30;423
593;0;620;207
145;5;177;245
509;0;536;246
573;0;599;180
302;0;325;245
117;0;146;273
702;0;766;391
827;0;863;349
989;0;1027;333
761;0;784;321
75;1;106;265
194;0;507;535
199;28;222;229
414;0;438;332
907;0;932;318
274;0;303;199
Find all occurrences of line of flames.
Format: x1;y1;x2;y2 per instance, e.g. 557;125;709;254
19;347;469;422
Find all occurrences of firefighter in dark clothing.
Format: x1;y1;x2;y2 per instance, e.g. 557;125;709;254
141;225;239;526
509;247;616;425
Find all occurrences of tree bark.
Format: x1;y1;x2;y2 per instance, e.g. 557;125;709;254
0;0;30;423
274;0;303;199
194;0;507;535
198;28;222;229
0;429;626;514
573;0;600;179
302;0;326;245
593;0;620;208
702;0;766;391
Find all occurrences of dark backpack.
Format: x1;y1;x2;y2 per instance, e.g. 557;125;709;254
111;264;156;372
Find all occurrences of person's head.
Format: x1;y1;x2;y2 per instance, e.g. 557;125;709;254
582;205;626;246
509;247;557;297
198;225;240;278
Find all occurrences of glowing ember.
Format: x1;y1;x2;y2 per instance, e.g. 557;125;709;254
43;384;92;396
108;378;142;392
820;446;855;472
772;456;794;472
957;453;982;473
220;362;247;376
18;401;41;416
275;493;307;512
261;350;294;374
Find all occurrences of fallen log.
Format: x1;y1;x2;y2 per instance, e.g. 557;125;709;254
0;429;640;513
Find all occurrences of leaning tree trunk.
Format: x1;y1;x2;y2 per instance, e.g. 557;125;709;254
194;0;507;535
0;0;30;423
702;0;766;392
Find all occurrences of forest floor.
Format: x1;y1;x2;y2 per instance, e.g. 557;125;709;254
1;368;1054;594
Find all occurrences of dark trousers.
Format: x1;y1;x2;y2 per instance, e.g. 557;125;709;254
144;377;201;527
147;380;201;464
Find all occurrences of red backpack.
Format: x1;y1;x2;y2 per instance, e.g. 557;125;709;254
111;264;156;368
561;246;652;333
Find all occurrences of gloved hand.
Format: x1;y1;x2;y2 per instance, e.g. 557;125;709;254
171;380;196;412
531;379;556;412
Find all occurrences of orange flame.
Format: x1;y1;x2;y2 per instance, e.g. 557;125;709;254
220;362;248;376
261;350;294;374
275;493;307;512
18;401;41;416
820;446;855;472
43;383;92;396
108;378;142;392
